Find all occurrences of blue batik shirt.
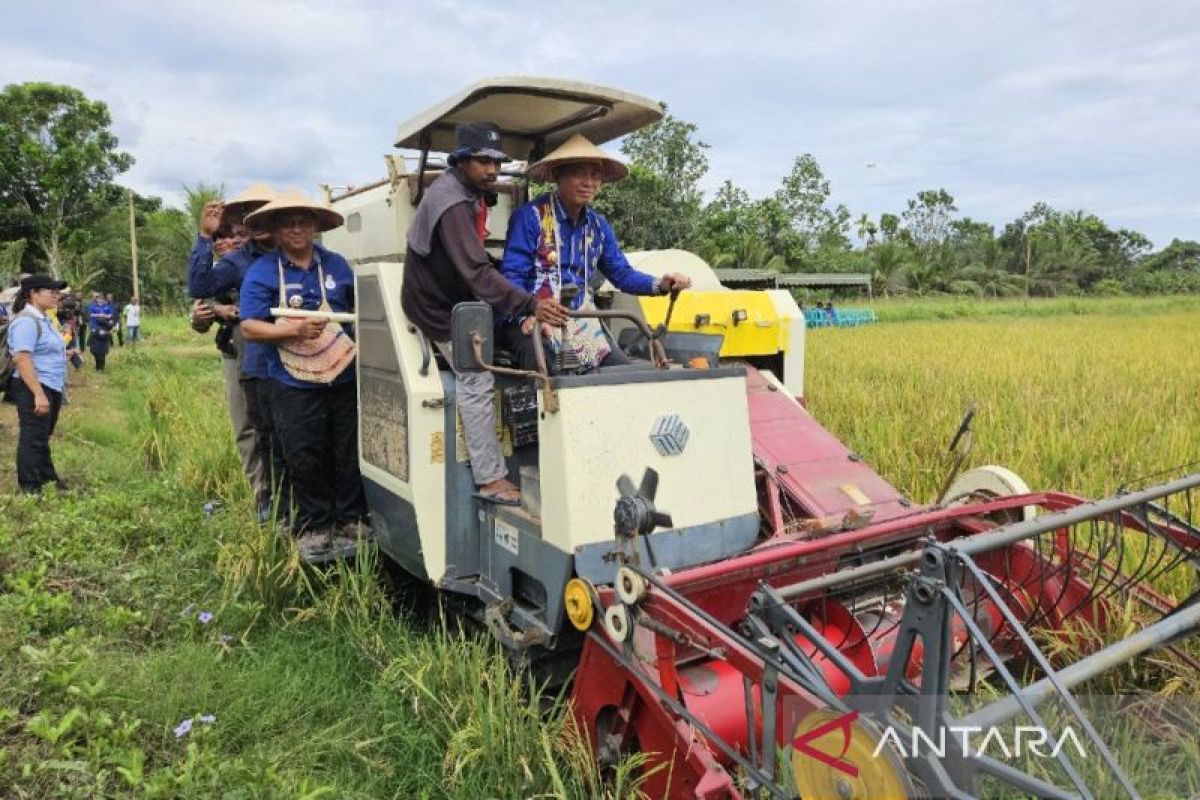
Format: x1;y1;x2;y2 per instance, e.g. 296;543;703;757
499;192;657;323
239;243;356;389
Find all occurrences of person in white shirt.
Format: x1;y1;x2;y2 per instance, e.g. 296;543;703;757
123;299;141;345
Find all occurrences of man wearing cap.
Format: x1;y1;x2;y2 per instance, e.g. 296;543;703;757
239;190;367;556
187;184;280;522
499;134;691;372
401;122;569;506
7;274;71;493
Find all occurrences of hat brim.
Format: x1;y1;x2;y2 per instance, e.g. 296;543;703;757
22;278;69;292
526;156;628;184
245;205;344;234
221;198;271;225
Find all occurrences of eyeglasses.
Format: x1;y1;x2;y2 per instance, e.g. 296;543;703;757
277;215;316;230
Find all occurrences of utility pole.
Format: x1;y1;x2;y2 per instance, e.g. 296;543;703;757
1024;235;1032;300
127;189;140;302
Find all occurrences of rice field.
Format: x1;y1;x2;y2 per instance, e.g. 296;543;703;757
806;301;1200;502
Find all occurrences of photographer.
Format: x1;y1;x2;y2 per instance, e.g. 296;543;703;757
186;184;280;521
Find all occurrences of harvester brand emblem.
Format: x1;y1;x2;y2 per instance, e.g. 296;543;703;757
650;414;689;456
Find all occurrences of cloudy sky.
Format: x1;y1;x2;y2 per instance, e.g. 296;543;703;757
4;1;1197;247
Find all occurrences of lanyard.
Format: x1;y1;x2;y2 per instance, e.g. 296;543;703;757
276;251;329;311
549;194;595;308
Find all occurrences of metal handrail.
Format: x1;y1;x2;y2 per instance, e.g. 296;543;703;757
406;323;432;376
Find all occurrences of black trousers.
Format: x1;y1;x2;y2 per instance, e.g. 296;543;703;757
268;378;367;532
90;338;110;371
497;322;631;373
243;377;289;513
12;381;63;493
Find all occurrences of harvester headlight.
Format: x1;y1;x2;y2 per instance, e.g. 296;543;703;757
693;313;711;328
732;309;748;325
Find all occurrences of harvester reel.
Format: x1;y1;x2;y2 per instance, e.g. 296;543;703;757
790;709;914;800
943;464;1035;522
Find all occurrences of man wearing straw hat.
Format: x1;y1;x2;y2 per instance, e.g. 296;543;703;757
187;183;280;522
240;190;367;557
401;121;570;507
498;133;691;373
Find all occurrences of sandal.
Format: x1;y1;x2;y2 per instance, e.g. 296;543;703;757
474;482;521;507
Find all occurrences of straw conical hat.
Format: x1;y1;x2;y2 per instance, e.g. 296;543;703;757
526;134;628;183
222;183;278;222
244;189;344;233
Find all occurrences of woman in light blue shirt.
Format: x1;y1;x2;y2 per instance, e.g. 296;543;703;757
7;274;70;494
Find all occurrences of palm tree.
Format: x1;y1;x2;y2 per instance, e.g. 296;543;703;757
855;212;878;245
181;183;224;228
868;241;909;295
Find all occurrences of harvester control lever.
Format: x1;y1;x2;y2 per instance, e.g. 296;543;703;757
936;403;978;506
655;288;682;339
948;405;977;452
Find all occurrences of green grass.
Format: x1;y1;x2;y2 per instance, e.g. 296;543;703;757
0;317;646;799
857;293;1200;323
3;301;1198;798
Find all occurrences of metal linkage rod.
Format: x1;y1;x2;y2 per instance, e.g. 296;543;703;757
777;472;1200;600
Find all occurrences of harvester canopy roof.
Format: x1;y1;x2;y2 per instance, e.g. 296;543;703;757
393;76;665;160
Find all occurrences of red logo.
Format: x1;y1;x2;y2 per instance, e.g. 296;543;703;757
792;710;860;778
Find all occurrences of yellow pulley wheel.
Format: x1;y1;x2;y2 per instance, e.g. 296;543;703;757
791;709;913;800
563;578;597;631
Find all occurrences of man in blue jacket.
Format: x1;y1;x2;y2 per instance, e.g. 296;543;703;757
187;184;281;521
499;134;690;373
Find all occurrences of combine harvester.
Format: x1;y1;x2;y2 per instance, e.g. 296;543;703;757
320;77;1200;799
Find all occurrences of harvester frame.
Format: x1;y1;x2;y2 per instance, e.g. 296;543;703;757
312;76;1200;799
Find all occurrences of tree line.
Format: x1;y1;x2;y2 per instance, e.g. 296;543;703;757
596;116;1200;297
3;81;1197;305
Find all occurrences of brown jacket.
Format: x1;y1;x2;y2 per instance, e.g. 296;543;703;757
401;179;535;342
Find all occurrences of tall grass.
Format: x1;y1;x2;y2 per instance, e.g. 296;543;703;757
0;316;649;799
